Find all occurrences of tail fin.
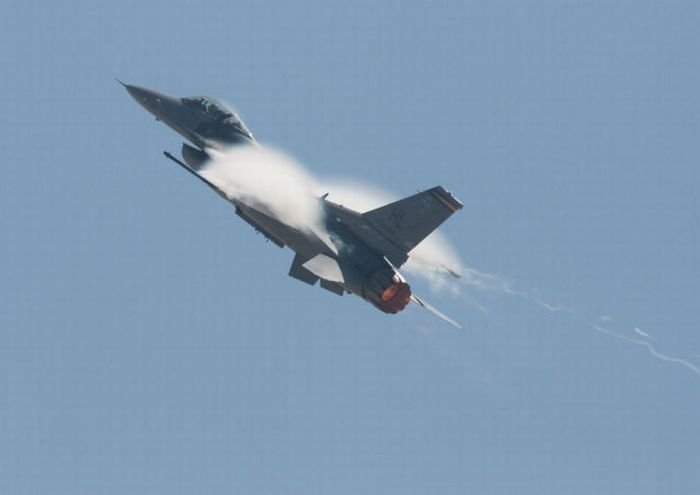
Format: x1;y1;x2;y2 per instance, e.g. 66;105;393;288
363;186;463;254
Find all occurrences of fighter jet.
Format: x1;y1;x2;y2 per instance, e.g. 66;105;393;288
119;80;255;168
122;82;464;328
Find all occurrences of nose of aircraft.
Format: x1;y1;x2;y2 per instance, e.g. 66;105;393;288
118;80;170;113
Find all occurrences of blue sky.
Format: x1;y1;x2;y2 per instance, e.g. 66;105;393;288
1;1;698;493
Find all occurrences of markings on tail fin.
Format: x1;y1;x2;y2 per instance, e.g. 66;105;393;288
389;208;406;230
363;186;463;256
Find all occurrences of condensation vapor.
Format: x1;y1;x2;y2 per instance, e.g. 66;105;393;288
201;149;471;293
198;146;699;377
526;294;700;379
455;273;700;379
201;146;324;232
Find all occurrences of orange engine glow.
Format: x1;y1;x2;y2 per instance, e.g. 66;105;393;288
381;283;400;301
378;282;412;313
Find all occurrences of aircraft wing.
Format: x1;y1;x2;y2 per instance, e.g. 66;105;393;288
163;151;229;201
164;151;292;248
411;294;462;330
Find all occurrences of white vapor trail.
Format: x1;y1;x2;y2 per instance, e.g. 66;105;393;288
445;272;700;380
430;263;700;379
634;327;651;338
200;145;699;379
589;323;700;377
528;295;700;379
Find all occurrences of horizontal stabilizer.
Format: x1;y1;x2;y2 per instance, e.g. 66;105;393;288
411;294;462;330
320;279;345;295
302;254;345;284
289;254;319;285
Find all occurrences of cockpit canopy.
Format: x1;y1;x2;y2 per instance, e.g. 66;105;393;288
181;96;253;140
182;96;232;119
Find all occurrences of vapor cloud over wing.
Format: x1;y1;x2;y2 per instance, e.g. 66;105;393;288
201;148;469;293
201;146;324;232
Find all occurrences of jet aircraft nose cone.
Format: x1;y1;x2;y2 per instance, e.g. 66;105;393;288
120;82;172;114
115;79;141;99
120;82;187;129
122;83;151;102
